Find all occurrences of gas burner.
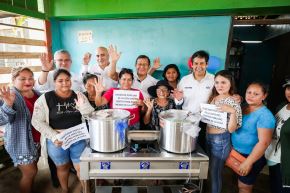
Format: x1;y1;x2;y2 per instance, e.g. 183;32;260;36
129;139;160;153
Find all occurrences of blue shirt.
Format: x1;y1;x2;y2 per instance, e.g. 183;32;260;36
231;106;275;154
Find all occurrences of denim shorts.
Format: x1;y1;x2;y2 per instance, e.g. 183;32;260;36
238;152;266;185
46;139;86;166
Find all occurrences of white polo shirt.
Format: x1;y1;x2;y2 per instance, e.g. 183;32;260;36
82;64;118;90
177;72;214;114
34;70;84;92
132;73;158;98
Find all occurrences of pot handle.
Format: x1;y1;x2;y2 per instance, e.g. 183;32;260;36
128;114;135;122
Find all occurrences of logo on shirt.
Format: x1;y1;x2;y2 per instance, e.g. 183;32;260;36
205;86;211;89
184;87;193;89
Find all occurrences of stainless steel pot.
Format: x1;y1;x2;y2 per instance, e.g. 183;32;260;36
159;109;200;153
88;109;130;152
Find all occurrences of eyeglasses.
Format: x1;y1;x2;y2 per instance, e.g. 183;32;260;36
55;59;71;63
156;88;169;93
16;78;34;82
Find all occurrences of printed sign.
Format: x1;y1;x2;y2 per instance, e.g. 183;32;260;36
140;161;150;169
200;104;227;129
78;30;93;43
112;90;139;109
56;123;90;150
179;161;189;169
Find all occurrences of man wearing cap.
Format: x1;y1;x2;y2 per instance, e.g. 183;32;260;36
81;45;120;90
132;55;158;98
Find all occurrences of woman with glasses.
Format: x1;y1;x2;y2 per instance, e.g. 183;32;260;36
143;80;182;130
94;68;144;130
0;67;40;193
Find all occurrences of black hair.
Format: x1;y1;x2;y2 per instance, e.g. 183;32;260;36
53;68;71;81
191;50;209;63
162;64;181;81
135;55;151;65
208;70;236;103
248;81;269;94
118;68;134;80
82;73;98;85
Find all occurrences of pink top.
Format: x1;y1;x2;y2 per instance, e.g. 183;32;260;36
103;88;144;126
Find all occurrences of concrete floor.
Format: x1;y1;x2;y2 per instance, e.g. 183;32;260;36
0;164;271;193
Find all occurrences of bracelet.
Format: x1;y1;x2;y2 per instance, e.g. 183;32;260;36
41;69;50;72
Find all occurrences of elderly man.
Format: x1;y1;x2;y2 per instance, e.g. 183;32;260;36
81;45;120;90
35;49;84;92
132;55;158;98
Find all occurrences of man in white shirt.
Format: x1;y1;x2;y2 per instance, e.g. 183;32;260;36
35;50;84;92
132;55;158;98
81;45;120;90
174;50;214;114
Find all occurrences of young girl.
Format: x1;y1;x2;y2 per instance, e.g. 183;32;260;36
206;70;242;193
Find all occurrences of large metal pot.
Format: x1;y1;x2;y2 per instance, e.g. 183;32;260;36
159;109;200;153
88;109;130;152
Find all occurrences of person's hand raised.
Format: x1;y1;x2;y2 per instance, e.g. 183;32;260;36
40;53;53;71
0;86;16;107
153;57;161;70
82;52;92;65
92;77;105;94
143;98;154;111
108;45;121;63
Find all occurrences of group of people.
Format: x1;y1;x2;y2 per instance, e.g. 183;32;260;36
0;46;289;193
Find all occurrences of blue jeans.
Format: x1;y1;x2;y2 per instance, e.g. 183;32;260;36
46;139;86;166
206;132;231;193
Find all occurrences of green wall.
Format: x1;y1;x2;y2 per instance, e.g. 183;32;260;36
0;0;45;19
48;0;290;19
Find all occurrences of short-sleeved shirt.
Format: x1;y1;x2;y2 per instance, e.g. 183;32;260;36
45;91;82;129
232;106;275;154
82;64;118;90
177;72;214;114
132;73;158;98
103;88;144;126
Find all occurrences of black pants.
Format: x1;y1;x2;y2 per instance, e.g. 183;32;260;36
269;164;290;193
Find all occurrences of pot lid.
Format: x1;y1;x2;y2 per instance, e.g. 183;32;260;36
159;109;201;123
89;109;130;120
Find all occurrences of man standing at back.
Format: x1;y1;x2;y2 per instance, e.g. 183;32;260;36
175;50;214;113
35;49;84;92
132;55;158;98
82;45;120;90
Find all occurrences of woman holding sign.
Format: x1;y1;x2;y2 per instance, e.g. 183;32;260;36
0;67;40;193
231;82;275;193
206;70;242;193
32;68;94;193
94;68;144;130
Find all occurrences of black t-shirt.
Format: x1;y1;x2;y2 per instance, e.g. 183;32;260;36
45;91;82;129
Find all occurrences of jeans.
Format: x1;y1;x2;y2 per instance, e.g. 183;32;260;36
206;132;231;193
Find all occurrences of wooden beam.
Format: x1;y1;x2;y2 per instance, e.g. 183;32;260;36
0;66;42;74
0;52;41;59
0;36;46;46
0;22;44;31
233;19;290;25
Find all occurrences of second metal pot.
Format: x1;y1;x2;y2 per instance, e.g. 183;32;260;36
159;109;200;153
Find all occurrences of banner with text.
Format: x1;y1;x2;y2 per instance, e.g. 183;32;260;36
56;123;89;150
112;90;139;109
200;104;227;129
